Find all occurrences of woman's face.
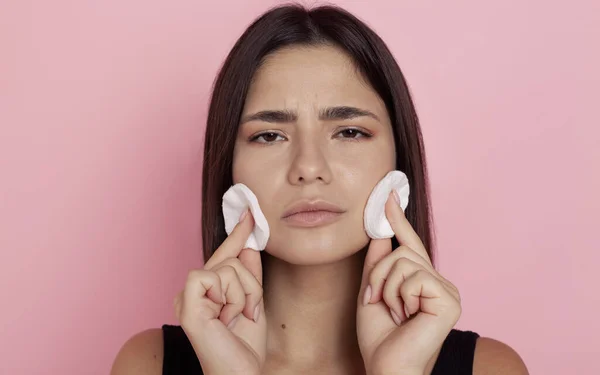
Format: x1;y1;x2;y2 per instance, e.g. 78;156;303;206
233;45;396;265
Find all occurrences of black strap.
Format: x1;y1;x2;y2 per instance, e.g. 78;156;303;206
162;325;203;375
431;329;480;375
162;325;478;375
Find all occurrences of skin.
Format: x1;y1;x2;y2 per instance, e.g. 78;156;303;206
234;44;395;373
234;44;396;266
111;45;529;375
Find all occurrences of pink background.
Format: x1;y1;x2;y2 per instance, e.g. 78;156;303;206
1;0;598;374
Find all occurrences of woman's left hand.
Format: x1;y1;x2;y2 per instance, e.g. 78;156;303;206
357;192;462;375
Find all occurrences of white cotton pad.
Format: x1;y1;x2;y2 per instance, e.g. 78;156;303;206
364;170;410;239
222;183;270;251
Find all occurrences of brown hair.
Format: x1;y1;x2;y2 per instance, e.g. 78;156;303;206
201;4;436;266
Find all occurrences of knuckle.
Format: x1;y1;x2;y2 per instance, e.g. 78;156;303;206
221;257;242;268
449;280;459;292
186;269;203;280
393;257;412;270
252;286;264;301
382;285;398;307
217;265;237;278
447;282;458;294
368;269;382;286
414;268;429;279
395;245;412;255
227;276;245;295
185;269;214;285
455;289;462;303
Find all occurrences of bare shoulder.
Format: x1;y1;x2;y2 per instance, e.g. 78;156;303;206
473;336;529;375
110;328;164;375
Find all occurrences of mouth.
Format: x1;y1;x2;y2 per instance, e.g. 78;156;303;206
281;200;345;228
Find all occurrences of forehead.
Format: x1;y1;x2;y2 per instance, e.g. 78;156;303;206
244;45;386;114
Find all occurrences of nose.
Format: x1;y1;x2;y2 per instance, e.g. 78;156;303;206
287;135;333;185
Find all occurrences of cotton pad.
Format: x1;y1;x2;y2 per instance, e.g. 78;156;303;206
364;170;410;239
222;183;270;251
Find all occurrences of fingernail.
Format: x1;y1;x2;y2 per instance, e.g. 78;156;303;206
362;285;372;306
393;190;402;207
404;303;410;319
227;315;239;330
253;305;260;322
390;309;402;326
239;209;248;222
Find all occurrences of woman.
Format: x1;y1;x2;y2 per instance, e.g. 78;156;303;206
112;4;528;375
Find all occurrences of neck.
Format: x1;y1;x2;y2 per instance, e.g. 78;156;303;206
262;249;367;372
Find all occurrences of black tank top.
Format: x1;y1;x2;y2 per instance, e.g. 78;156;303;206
162;325;479;375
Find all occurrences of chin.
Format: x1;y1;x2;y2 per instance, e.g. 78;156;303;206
264;226;370;266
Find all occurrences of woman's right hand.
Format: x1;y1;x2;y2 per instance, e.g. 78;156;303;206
174;210;266;375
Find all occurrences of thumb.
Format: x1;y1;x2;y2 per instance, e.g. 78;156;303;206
238;248;263;286
360;238;392;304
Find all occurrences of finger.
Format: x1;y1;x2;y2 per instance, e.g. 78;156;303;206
217;257;263;322
178;270;224;325
204;209;255;270
399;269;457;320
183;270;224;306
370;245;460;304
387;271;462;368
214;265;246;328
238;247;263;286
384;192;430;263
382;257;424;322
368;245;437;303
360;238;392;305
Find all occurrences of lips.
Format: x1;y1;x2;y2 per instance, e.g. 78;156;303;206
281;200;346;228
281;200;345;218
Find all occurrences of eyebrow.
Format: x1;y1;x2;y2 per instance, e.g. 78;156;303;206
240;106;380;124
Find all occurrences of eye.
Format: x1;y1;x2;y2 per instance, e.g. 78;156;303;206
249;131;286;144
335;127;372;139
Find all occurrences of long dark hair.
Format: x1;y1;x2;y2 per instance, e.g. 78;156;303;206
202;4;436;266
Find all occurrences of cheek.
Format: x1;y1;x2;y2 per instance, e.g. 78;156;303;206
334;140;396;213
232;140;286;184
335;140;396;182
232;144;262;184
232;148;284;216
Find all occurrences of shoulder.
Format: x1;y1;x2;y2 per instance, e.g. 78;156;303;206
110;328;164;375
473;336;529;375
